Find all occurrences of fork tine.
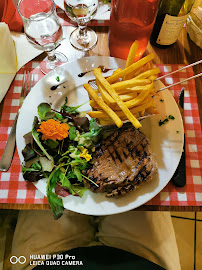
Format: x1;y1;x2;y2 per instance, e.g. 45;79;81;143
24;71;29;96
20;71;26;97
32;74;35;88
28;72;32;93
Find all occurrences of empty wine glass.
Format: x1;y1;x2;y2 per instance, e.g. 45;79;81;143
17;0;67;74
64;0;98;51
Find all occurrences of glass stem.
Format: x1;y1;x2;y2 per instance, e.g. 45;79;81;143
47;49;57;62
78;23;87;39
46;49;57;70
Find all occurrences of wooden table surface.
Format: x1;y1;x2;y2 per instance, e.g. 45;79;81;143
0;26;202;212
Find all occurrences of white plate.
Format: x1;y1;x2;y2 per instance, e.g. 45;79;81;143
55;0;111;21
16;56;184;216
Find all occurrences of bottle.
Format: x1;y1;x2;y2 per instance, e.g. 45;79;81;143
186;0;202;48
108;0;159;61
150;0;195;48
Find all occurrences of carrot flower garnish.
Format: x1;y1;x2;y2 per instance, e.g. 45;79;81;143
37;119;69;141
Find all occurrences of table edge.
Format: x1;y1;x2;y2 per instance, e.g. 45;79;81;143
0;203;201;212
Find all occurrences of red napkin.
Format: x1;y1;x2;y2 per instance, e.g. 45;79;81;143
0;0;23;32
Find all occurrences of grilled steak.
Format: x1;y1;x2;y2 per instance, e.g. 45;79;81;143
84;127;158;197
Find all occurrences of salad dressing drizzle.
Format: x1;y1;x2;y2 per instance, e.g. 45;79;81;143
78;65;112;77
50;66;112;91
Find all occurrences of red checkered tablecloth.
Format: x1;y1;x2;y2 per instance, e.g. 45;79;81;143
0;62;202;206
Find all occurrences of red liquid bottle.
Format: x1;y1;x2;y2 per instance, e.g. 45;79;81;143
108;0;159;61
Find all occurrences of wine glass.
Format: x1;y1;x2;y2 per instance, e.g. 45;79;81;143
17;0;67;74
64;0;98;51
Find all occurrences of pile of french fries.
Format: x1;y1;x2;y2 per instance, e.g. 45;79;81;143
83;41;160;129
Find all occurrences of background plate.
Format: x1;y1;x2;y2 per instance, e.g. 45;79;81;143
16;56;184;215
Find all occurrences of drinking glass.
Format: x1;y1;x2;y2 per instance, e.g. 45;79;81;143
17;0;67;74
64;0;98;51
109;0;159;61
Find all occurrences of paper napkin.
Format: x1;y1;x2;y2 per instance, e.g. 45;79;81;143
0;22;42;103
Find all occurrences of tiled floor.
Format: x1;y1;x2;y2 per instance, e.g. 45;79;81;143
0;210;202;270
171;212;202;270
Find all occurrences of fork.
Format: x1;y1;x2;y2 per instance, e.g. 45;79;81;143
0;71;34;172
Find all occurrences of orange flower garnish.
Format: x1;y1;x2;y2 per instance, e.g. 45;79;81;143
37;119;69;141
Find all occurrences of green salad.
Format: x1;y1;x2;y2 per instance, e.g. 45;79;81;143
22;98;103;219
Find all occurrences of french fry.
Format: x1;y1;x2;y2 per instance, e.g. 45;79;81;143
115;88;136;95
120;85;152;93
89;92;137;109
135;68;160;80
83;83;123;128
125;40;139;68
99;119;115;125
89;100;101;110
112;78;151;91
87;99;155;119
83;40;160;127
110;83;153;110
145;106;159;115
119;92;137;101
107;53;154;84
93;68;142;128
98;82;115;105
125;65;144;80
113;68;122;74
149;75;157;81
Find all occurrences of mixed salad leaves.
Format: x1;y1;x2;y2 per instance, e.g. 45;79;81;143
22;98;102;219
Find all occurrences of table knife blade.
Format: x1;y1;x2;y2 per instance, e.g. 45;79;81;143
171;87;186;187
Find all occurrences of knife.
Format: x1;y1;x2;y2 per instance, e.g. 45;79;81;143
171;87;186;187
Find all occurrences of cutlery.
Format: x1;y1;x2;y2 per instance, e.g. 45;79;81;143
0;71;34;172
171;87;186;187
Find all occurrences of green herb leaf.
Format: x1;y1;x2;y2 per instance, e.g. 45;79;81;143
31;161;42;170
47;166;64;220
59;172;76;195
38;103;51;120
74;167;82;182
70;158;88;170
44;139;59;149
81;173;99;187
159;115;175;126
48;191;64;220
56;76;60;82
61;97;88;114
81;118;102;139
69;126;77;140
22;166;39;173
45;112;56;120
72;185;87;197
61;97;80;114
168;115;175;120
55;112;63;121
32;116;52;160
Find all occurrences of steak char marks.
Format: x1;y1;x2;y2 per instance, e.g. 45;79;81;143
84;127;158;197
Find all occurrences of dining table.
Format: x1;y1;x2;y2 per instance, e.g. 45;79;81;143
0;9;202;213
